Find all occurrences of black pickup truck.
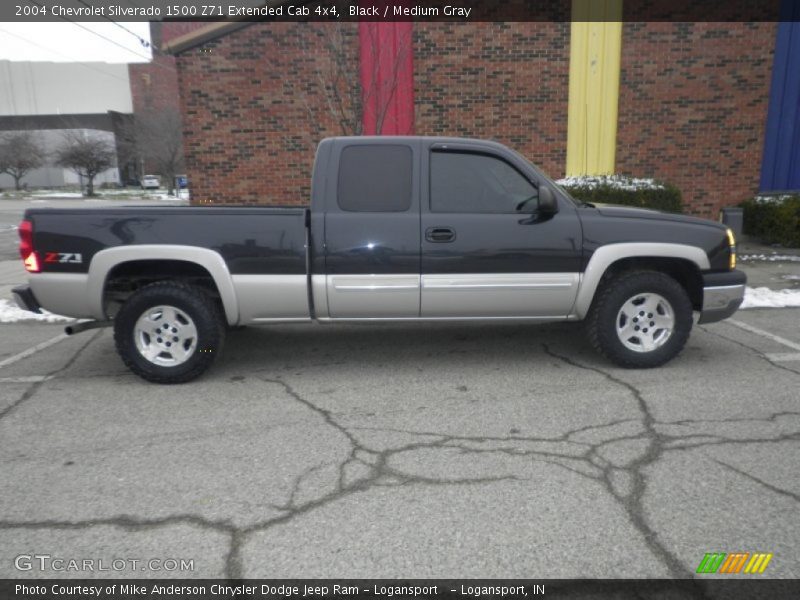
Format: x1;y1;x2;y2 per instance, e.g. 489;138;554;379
14;136;745;383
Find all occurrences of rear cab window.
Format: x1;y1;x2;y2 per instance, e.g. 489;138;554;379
337;145;413;212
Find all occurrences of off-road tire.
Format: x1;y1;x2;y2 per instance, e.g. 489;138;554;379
586;270;693;368
114;282;225;383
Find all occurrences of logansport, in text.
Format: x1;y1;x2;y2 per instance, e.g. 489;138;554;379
15;583;544;598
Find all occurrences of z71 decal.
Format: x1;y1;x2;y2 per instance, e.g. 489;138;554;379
44;252;83;264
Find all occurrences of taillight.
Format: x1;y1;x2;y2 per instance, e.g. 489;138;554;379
18;220;40;273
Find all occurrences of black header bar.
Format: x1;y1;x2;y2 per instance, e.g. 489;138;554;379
1;0;790;23
3;579;800;600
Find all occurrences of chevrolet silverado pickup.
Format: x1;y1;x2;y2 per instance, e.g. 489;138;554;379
13;136;746;383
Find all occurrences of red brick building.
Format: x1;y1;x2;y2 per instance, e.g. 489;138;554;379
125;22;206;183
166;21;777;218
616;22;776;217
129;22;206;114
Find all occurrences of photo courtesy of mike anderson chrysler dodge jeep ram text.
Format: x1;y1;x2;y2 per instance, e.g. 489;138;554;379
13;137;745;383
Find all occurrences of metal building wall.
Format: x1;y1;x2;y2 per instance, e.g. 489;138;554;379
565;0;623;176
760;0;800;192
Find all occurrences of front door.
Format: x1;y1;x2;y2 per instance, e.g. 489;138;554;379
420;146;582;318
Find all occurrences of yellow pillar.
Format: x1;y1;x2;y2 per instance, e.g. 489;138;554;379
566;0;623;176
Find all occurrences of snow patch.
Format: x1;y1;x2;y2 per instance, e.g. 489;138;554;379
741;287;800;309
0;299;74;323
556;175;665;191
31;192;84;199
753;194;799;203
740;254;800;263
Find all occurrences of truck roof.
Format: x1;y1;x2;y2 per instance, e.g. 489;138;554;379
321;136;512;151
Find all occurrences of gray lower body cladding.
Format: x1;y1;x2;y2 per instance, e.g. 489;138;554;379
698;270;747;324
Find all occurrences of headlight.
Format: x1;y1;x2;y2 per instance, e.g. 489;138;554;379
726;228;736;270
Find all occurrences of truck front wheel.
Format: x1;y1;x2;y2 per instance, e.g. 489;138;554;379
113;282;225;383
586;270;693;368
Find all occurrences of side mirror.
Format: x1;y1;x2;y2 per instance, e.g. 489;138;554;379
538;184;558;214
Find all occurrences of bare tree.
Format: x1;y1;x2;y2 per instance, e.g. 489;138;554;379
0;131;45;190
359;24;413;136
114;114;139;181
299;23;363;141
301;23;412;139
121;109;185;196
53;131;115;197
138;109;185;196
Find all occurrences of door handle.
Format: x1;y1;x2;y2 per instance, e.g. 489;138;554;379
425;227;456;243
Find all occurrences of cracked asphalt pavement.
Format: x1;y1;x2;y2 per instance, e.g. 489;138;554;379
1;308;799;579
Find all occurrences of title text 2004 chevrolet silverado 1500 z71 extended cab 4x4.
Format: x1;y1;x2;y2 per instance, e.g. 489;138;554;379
13;137;746;383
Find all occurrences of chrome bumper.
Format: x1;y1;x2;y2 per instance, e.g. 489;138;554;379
698;270;746;324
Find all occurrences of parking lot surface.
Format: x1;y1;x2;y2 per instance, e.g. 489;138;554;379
1;310;798;579
0;198;798;579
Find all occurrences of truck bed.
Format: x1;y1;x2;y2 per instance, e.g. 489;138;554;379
25;205;309;276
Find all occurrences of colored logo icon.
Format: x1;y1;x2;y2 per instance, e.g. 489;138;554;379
696;552;773;574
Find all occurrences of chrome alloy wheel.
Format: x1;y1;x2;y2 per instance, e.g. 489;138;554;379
615;292;675;353
133;305;198;366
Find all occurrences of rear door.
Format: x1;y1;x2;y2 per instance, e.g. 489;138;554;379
420;143;582;318
323;139;421;318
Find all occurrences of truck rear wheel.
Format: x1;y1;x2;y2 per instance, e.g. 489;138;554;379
113;282;225;383
586;270;693;368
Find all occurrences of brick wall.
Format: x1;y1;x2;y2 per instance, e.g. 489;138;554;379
175;23;359;205
160;22;208;44
174;22;569;205
616;22;776;218
173;22;775;215
129;23;198;114
129;54;179;115
414;22;570;179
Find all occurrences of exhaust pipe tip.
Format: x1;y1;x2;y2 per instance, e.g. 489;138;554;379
64;320;111;335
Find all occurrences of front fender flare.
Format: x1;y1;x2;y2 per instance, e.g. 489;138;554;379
573;242;710;319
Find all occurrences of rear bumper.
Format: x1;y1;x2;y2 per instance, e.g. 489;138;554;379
698;270;746;324
12;285;42;314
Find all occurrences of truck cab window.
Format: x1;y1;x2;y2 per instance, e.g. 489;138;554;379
337;145;412;212
430;151;537;213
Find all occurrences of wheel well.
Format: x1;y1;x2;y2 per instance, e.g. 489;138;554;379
601;257;703;310
103;260;222;317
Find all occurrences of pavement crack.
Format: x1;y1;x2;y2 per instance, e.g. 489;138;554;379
667;431;799;451
541;343;693;579
1;375;531;579
0;513;243;578
240;377;535;536
698;325;800;377
0;330;100;422
3;334;796;580
0;513;234;533
664;411;800;426
715;460;800;503
261;377;360;447
225;530;246;579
